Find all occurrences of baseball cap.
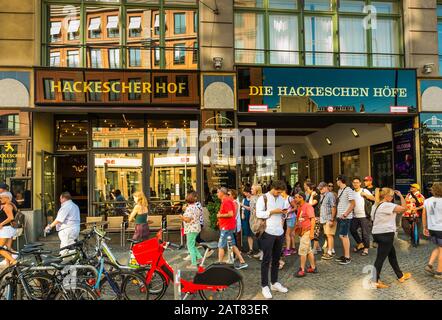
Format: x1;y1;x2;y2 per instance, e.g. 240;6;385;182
0;183;9;190
410;183;420;190
364;176;373;181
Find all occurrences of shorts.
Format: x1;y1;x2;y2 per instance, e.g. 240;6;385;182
0;226;16;238
218;229;236;249
286;216;296;229
323;221;337;236
298;232;313;256
337;218;351;237
429;230;442;247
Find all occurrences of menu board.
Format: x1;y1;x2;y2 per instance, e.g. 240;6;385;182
393;120;416;194
420;113;442;196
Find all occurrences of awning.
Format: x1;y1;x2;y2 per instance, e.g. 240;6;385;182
50;22;62;35
106;16;119;29
128;16;141;29
88;17;101;31
68;20;80;33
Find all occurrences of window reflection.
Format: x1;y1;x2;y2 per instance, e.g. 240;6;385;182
92;117;144;148
147;119;197;148
56;119;88;151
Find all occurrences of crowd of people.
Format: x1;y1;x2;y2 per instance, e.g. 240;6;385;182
208;177;442;298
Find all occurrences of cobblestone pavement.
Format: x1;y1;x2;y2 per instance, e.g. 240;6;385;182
37;231;442;300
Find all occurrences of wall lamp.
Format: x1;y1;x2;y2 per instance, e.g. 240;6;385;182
351;128;360;138
325;137;332;145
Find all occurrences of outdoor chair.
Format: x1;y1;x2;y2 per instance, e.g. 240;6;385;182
164;214;183;247
105;216;125;247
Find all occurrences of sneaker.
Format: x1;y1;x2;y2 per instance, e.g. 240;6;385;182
253;251;263;259
335;256;345;262
434;272;442;279
321;253;333;260
234;262;248;270
424;265;435;275
283;248;292;257
295;268;306;278
375;280;389;289
270;282;288;293
339;257;352;265
331;249;336;255
307;266;318;274
183;254;191;261
262;286;272;299
398;272;412;283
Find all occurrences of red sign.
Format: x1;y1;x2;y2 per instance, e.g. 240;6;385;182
248;105;268;112
390;106;409;113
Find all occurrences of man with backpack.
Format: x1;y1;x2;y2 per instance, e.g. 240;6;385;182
403;183;425;247
255;180;290;299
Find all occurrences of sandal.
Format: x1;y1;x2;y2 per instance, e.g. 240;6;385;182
353;244;364;253
361;250;369;256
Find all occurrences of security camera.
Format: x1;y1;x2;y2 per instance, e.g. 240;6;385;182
423;63;435;74
213;57;223;70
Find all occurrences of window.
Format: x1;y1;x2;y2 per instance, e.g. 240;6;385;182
234;0;402;67
0;114;20;136
192;42;198;63
174;43;186;65
88;81;102;101
62;80;75;101
90;49;102;68
50;51;60;67
234;12;265;64
194;12;198;32
109;48;120;68
269;14;299;65
68;19;80;40
174;13;186;34
93;140;102;148
109;80;121;101
238;68;251;90
43;79;55;100
129;48;141;67
67;50;80;67
339;17;367;66
109;139;120;148
154;14;160;35
304;16;333;65
50;21;62;42
128;16;142;37
107;16;120;38
89;17;101;38
128;139;139;148
154;46;161;66
154;76;168;98
128;78;142;100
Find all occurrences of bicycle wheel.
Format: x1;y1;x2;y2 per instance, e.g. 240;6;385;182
199;278;244;300
137;268;168;300
120;271;149;300
54;283;98;300
21;272;56;300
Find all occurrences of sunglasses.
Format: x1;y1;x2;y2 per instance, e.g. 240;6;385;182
328;185;334;187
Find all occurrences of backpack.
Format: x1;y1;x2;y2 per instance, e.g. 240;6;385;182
11;208;25;229
249;194;268;238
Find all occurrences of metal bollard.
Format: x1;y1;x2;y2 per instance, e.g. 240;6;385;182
173;264;182;300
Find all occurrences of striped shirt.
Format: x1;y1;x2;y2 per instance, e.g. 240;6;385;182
336;186;355;219
319;191;336;224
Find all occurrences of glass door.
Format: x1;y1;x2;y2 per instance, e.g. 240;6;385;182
41;151;56;225
93;152;143;217
149;152;197;214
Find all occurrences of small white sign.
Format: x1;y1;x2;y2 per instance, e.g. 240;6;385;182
390;106;408;113
248;105;268;112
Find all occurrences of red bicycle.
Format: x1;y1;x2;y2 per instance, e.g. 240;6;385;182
131;230;244;300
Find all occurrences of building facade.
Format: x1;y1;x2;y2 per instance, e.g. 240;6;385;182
1;0;442;240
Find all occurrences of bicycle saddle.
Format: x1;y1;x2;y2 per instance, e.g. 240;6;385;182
23;242;44;248
41;256;64;266
21;247;51;255
199;242;218;250
127;239;143;244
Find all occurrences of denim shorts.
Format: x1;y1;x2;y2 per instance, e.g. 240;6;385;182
286;216;296;228
337;218;351;237
218;229;236;248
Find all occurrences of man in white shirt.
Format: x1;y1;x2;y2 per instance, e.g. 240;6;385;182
350;177;375;256
45;192;81;254
335;175;355;265
255;180;289;299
